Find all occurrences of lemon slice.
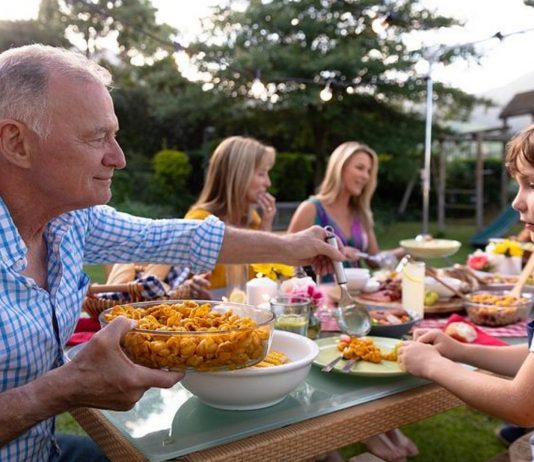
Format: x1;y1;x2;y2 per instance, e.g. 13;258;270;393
402;267;424;284
228;289;246;303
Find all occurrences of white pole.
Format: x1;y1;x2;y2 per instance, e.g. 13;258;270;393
422;59;434;236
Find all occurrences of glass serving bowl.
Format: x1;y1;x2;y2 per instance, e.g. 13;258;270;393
464;291;533;326
99;300;275;372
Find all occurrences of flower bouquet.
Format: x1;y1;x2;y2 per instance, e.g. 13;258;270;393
484;240;523;275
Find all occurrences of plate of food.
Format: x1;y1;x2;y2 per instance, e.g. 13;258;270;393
314;335;405;377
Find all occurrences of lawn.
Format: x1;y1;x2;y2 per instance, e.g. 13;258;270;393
58;217;516;461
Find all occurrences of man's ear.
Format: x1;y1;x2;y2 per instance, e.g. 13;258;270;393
0;119;33;168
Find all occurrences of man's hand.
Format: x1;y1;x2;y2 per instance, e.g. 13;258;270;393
282;226;346;275
63;316;183;411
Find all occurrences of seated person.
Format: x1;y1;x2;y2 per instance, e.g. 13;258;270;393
185;135;277;290
288;141;403;280
289;141;415;461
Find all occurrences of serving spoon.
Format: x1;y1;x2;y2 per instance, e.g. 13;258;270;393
324;226;371;338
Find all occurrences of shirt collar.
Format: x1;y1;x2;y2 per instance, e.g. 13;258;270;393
0;195;27;267
0;195;75;268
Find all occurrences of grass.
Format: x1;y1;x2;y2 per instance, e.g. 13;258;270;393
57;217;516;460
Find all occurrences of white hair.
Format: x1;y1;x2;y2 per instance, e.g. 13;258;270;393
0;44;112;138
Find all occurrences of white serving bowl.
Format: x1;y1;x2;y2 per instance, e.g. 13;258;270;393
180;330;319;410
399;239;461;259
345;268;371;291
424;276;463;299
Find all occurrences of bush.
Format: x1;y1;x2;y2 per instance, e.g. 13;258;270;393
270;152;314;201
153;149;192;196
152;149;194;214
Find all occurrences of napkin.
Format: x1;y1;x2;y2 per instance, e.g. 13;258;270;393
67;317;101;346
444;314;507;346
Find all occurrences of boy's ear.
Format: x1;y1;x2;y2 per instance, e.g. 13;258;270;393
0;120;33;169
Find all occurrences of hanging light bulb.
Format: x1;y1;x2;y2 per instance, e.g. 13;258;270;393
319;81;333;102
250;70;267;99
372;16;388;35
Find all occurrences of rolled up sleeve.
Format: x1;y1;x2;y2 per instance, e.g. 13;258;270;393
82;206;225;273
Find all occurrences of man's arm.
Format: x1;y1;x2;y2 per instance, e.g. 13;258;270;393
0;317;183;445
217;225;345;271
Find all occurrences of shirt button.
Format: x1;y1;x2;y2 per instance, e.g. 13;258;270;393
13;259;25;271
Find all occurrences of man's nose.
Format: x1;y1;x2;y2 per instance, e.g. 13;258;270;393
104;139;126;169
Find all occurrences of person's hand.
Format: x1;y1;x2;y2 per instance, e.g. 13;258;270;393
184;272;212;299
412;328;463;360
258;192;277;229
397;340;444;378
283;226;346;275
63;316;183;411
342;246;362;262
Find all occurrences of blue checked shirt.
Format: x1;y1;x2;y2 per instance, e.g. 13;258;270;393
0;198;224;461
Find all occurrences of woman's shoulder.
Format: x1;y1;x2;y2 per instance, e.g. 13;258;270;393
184;207;212;220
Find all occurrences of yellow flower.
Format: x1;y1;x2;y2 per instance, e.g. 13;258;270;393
493;242;508;255
251;263;294;281
509;241;523;257
492;240;524;258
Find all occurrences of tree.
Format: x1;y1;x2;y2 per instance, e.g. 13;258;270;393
60;0;176;60
188;0;482;184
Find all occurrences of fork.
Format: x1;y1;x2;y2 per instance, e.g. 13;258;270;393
321;356;343;372
341;358;359;373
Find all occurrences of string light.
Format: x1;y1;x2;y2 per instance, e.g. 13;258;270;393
250;70;268;100
319;81;333;102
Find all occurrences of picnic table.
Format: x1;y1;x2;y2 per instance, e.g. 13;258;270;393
70;367;463;462
69;280;529;461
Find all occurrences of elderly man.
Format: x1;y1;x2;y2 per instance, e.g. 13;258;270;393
0;44;344;461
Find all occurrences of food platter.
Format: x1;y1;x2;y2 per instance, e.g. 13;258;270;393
355;295;464;315
314;336;406;377
326;285;464;314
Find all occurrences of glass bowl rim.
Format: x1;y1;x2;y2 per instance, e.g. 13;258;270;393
98;299;275;335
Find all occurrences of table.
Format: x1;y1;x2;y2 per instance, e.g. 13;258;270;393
70;366;464;462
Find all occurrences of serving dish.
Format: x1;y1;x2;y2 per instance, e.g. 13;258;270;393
368;308;421;338
180;330;319;410
464;291;532;326
99;300;275;371
399;239;461;259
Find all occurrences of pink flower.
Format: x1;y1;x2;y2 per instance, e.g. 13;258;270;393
280;277;325;309
467;252;490;271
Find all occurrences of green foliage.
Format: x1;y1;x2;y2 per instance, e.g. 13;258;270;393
0;19;68;51
60;0;175;59
270;152;315;201
153;149;193;213
187;0;483;184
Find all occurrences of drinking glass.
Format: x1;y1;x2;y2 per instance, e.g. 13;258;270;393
270;296;310;336
225;264;248;302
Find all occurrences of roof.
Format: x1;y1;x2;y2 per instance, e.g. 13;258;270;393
500;90;534;119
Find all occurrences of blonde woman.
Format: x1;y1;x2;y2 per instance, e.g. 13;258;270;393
289;142;414;462
185;136;277;289
288;141;402;271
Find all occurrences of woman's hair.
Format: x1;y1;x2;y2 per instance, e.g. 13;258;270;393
506;124;534;176
0;44;112;139
192;136;276;226
315;141;378;228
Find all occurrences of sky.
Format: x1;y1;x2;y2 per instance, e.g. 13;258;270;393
2;0;534;94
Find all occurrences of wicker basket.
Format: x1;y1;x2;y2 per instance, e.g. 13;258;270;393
82;282;192;319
